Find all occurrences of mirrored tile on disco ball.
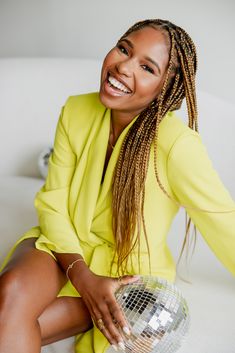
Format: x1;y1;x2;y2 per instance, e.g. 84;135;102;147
106;276;190;353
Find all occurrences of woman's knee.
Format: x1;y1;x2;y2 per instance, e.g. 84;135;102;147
0;269;27;316
1;240;66;296
0;249;64;318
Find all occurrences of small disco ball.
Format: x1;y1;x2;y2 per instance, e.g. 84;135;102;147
107;276;190;353
37;147;53;179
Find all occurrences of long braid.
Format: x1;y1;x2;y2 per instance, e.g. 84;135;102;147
111;19;199;275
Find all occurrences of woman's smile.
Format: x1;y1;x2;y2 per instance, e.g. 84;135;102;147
104;72;133;96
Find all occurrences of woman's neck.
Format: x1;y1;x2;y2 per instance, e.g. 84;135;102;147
110;110;136;139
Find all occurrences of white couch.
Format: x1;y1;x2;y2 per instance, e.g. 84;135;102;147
0;58;235;352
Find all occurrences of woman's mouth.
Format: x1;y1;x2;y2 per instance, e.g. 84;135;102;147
103;73;132;97
108;74;132;93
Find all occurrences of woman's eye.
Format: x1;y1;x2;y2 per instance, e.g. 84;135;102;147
142;65;154;74
117;44;128;55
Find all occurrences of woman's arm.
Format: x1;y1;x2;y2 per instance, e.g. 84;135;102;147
167;131;235;275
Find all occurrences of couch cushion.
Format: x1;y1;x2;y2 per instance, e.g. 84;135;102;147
0;176;43;262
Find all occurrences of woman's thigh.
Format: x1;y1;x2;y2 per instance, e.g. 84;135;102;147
0;237;66;318
0;238;93;345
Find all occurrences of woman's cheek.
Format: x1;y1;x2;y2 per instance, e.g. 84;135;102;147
137;76;157;93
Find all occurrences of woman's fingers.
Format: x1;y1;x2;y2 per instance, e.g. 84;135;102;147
82;291;124;346
96;301;125;345
106;297;130;335
97;323;124;352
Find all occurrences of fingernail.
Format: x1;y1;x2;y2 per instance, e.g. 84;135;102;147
122;326;131;335
118;341;125;350
111;344;118;351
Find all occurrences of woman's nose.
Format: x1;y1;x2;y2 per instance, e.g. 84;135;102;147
115;59;133;77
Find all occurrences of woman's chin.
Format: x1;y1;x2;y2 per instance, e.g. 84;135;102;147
99;88;131;112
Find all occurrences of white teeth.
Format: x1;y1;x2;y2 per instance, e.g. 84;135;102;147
108;75;131;93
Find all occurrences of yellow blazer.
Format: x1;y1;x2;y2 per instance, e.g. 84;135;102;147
1;92;235;353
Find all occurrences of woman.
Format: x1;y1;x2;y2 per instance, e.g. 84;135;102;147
0;19;234;353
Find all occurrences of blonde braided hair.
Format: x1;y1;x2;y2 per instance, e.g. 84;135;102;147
111;19;198;275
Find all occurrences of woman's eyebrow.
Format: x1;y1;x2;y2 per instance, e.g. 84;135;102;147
121;38;134;49
120;38;161;75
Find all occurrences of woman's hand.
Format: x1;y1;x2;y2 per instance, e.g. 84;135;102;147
70;263;139;350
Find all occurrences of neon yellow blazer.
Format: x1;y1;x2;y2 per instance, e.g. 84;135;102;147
1;92;235;353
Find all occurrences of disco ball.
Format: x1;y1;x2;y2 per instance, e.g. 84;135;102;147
106;276;190;353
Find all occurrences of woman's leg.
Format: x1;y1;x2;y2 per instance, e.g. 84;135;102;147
39;296;93;346
0;238;92;353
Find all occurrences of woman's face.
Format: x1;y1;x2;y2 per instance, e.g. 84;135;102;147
99;26;170;118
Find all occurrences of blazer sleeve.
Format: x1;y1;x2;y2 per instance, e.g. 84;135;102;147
34;99;84;256
167;131;235;275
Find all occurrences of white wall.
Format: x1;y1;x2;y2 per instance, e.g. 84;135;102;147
0;0;234;103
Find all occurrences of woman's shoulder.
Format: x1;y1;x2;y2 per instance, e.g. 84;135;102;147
58;92;109;151
158;110;200;155
64;91;105;116
59;91;107;135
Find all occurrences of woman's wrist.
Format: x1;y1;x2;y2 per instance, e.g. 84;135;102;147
66;258;85;279
52;252;90;283
67;258;90;283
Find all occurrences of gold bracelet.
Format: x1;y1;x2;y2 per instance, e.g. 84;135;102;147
66;258;85;280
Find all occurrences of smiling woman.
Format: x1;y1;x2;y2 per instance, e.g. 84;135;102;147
0;19;235;353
